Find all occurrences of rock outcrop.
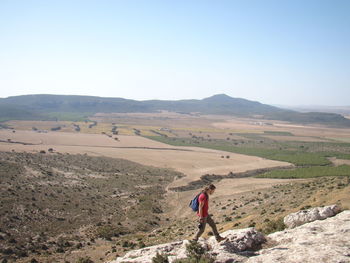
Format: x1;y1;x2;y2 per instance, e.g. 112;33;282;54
283;204;341;228
107;207;349;263
110;228;265;263
247;210;350;263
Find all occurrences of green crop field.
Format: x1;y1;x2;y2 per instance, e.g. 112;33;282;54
263;131;294;136
146;134;350;179
257;165;350;179
146;136;350;166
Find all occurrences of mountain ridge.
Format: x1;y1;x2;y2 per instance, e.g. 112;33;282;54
0;94;349;127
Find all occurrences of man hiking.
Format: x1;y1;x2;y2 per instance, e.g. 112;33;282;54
193;184;225;242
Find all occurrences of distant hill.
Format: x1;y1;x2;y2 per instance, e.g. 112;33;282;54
277;104;350;115
1;94;350;127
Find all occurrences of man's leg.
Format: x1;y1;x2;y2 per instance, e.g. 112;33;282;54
206;215;222;240
193;217;207;241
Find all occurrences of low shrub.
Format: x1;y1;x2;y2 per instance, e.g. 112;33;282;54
173;241;215;263
152;252;169;263
261;217;285;234
76;257;94;263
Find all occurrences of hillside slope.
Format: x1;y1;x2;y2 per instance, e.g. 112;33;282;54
1;94;350;127
0;151;182;262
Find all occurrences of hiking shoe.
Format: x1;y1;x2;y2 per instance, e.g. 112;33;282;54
216;236;226;242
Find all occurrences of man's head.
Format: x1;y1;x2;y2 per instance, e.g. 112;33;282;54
204;184;216;195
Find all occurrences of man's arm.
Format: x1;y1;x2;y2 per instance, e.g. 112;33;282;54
198;201;205;221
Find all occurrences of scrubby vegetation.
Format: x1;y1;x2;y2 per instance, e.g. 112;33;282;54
152;252;169;263
76;256;95;263
151;241;215;263
175;241;215;263
0;152;182;262
213;176;349;235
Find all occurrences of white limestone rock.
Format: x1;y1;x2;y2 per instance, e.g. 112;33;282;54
208;228;266;253
108;228;266;263
246;210;350;263
110;240;188;263
283;204;341;228
107;206;349;263
207;228;266;263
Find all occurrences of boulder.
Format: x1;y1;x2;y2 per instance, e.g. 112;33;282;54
283;205;341;228
207;228;266;263
208;228;266;253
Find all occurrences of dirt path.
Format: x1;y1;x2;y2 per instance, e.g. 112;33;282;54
163;177;301;220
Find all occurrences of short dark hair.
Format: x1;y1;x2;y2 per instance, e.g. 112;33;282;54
202;184;216;192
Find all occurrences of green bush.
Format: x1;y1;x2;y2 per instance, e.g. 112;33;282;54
152;252;169;263
173;241;215;263
76;257;94;263
261;217;285;234
95;225;129;240
95;225;115;240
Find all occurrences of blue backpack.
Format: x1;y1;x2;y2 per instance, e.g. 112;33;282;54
189;193;201;212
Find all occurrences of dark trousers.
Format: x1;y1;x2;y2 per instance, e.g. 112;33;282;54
193;215;220;241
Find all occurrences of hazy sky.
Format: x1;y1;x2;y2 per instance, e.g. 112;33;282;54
0;0;349;106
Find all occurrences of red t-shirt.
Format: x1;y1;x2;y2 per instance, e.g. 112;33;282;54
197;193;209;217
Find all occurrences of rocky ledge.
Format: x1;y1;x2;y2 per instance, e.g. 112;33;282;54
107;205;350;263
